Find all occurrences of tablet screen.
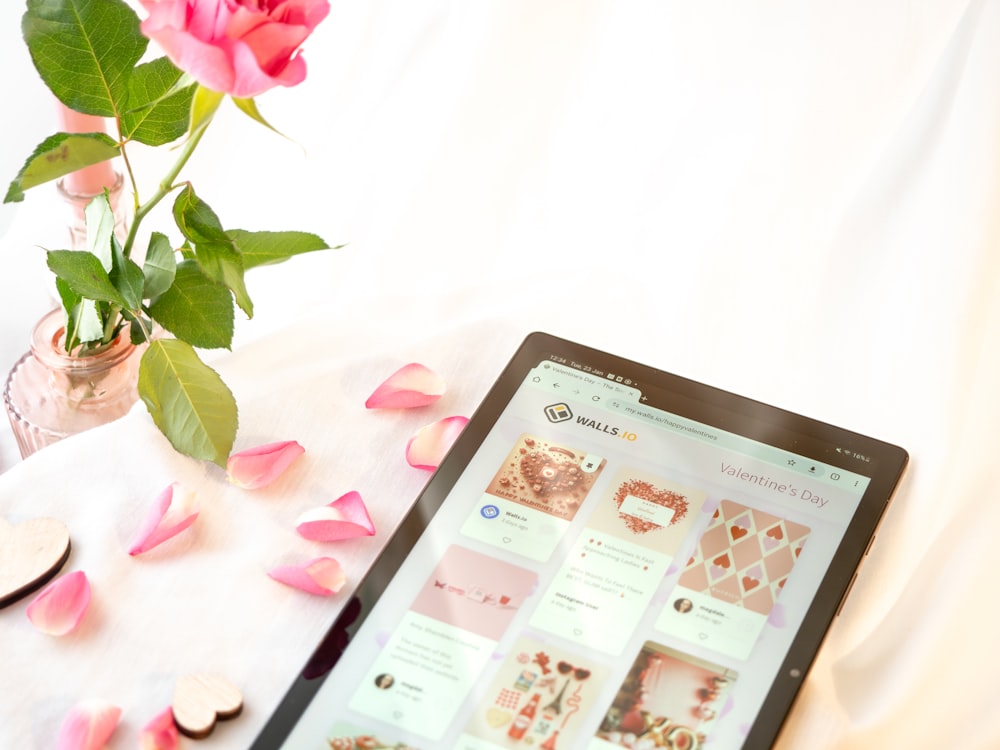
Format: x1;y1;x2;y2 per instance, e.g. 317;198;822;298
251;333;907;750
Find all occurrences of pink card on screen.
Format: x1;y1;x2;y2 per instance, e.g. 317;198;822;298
679;500;810;615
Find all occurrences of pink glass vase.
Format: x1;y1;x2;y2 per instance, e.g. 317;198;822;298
3;308;145;459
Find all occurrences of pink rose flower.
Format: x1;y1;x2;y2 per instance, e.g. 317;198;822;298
140;0;330;98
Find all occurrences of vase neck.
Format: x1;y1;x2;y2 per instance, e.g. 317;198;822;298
30;308;135;373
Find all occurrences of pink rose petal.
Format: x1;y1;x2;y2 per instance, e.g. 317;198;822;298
140;0;329;98
268;557;346;596
128;483;199;556
405;416;469;470
56;699;120;750
27;570;91;636
365;363;446;409
139;707;178;750
227;440;305;489
296;491;376;541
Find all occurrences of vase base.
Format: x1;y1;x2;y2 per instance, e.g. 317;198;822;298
3;352;69;459
2;309;144;461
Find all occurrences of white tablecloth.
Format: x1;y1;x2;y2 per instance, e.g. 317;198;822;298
2;1;999;748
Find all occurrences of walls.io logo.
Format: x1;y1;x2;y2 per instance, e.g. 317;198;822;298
544;403;573;423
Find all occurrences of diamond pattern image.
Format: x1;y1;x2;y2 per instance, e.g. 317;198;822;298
678;500;810;615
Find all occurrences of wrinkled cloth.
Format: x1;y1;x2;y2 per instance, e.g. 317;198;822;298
1;1;998;748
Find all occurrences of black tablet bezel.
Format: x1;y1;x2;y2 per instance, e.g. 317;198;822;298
251;331;908;750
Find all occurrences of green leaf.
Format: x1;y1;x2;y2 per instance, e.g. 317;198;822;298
228;229;336;270
138;339;238;467
142;232;177;299
190;85;224;134
110;236;144;311
172;186;253;316
23;0;146;116
121;58;196;146
192;241;253;317
47;249;127;307
76;302;105;344
83;191;115;269
54;277;82;352
5;132;120;202
231;97;285;138
171;184;229;244
148;260;234;349
127;313;154;345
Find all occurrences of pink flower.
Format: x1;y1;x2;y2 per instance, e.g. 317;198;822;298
227;440;305;489
139;707;179;750
26;571;91;636
296;491;375;541
140;0;331;98
128;483;199;555
56;700;120;750
365;363;446;409
405;416;469;470
268;557;346;596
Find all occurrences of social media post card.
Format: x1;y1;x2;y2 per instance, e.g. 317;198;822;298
460;433;607;562
589;641;738;750
455;635;610;750
348;546;538;741
655;500;811;660
529;468;707;655
325;721;424;750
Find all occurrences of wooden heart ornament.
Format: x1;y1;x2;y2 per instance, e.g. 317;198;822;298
0;516;71;608
172;674;243;738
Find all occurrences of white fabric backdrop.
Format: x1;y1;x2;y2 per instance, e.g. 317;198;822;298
1;1;998;748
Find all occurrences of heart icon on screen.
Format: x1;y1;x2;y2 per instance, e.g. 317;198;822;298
502;537;512;544
519;451;585;496
393;711;403;720
698;633;709;640
573;628;583;636
712;554;731;569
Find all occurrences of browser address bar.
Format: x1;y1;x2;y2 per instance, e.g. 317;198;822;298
605;399;720;443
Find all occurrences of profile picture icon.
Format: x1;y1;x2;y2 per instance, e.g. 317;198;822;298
374;673;395;690
673;597;693;614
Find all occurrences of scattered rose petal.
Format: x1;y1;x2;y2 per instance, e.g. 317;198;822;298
56;699;120;750
405;416;469;470
26;570;91;636
296;491;376;541
227;440;305;489
365;363;446;409
268;557;346;596
128;483;199;556
139;707;178;750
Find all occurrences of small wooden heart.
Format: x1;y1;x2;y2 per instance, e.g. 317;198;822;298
0;516;71;608
172;674;243;739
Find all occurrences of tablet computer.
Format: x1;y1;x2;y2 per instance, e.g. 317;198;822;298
251;332;908;750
